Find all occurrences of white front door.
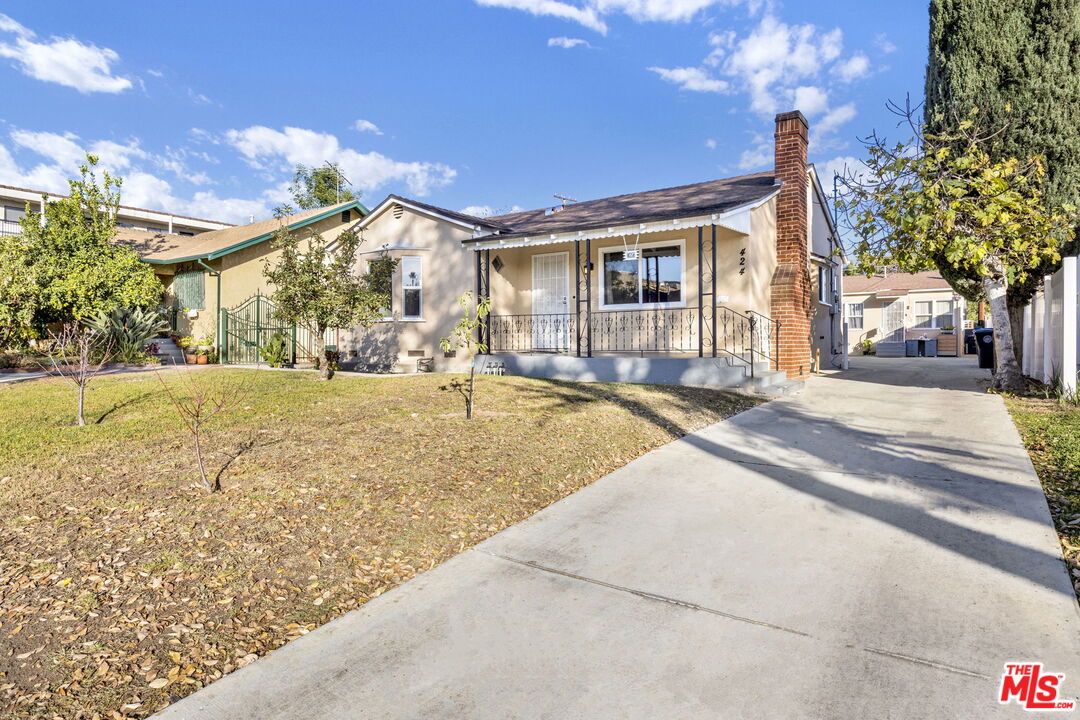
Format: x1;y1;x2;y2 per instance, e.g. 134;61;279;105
882;298;906;343
531;252;570;350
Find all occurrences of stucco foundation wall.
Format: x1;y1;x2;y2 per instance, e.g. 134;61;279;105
476;354;753;389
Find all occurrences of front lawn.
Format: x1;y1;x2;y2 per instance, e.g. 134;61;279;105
0;369;759;718
1006;395;1080;602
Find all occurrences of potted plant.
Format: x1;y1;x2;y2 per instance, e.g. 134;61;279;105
195;348;209;365
940;324;955;334
179;335;197;364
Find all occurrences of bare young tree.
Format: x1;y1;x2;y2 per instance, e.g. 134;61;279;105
38;323;114;426
156;368;249;493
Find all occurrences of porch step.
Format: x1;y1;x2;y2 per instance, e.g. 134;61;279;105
154;337;186;366
753;371;804;396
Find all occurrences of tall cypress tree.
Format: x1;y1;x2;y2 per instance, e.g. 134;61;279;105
925;0;1080;354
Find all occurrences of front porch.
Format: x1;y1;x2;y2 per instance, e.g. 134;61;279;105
472;223;781;378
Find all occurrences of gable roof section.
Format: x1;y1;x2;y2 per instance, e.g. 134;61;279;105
118;199;368;264
843;270;955;295
354;195;512;234
465;171;778;243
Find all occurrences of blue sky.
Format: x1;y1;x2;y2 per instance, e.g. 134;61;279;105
0;1;925;224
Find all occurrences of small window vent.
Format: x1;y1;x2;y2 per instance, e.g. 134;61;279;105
407;350;426;357
492;255;504;273
443;349;457;358
340;209;351;223
392;203;404;219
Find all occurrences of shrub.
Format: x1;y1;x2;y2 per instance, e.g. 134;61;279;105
260;332;289;368
85;306;169;363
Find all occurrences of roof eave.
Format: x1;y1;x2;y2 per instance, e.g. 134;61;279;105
140;200;368;265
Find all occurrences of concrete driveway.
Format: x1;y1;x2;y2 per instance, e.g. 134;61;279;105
157;356;1080;719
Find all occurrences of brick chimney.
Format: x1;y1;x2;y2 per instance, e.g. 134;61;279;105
769;110;813;379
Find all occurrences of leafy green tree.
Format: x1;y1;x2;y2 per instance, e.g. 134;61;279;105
439;292;491;419
926;0;1080;354
839;111;1074;392
289;162;356;210
262;209;388;379
16;155;162;331
0;233;38;349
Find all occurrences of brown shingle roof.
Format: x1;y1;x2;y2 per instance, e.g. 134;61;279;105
459;171;778;242
843;270;955;295
116;200;362;263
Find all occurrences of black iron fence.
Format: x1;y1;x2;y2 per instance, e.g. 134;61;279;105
487;306;780;371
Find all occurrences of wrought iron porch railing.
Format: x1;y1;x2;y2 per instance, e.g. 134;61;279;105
486;306;780;372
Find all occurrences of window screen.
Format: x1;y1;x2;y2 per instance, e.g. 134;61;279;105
174;270;205;310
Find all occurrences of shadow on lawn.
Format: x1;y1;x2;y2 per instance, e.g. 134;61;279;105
95;391;156;424
518;375;1074;598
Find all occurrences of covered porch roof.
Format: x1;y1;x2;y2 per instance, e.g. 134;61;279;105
463;171;779;250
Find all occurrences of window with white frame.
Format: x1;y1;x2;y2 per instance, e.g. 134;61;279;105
914;300;934;328
934;299;955;329
401;256;422;319
600;242;683;307
846;302;864;329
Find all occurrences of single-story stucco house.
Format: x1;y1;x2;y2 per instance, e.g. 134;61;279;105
117;200;367;357
339;110;845;390
842;270;967;358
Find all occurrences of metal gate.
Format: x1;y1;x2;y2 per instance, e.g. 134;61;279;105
220;293;332;365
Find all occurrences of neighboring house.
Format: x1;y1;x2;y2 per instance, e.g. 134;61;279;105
0;183;231;237
116;200;367;356
842;270;967;357
342;110;844;389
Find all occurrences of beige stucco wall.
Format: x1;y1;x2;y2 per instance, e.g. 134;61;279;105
843;288;964;354
338;206;476;372
156;213;358;344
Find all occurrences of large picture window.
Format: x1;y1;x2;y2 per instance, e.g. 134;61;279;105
914;300;934;329
401;256;422;319
914;298;954;329
600;242;683;308
846;302;864;329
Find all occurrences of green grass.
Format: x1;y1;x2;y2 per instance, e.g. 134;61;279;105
0;368;760;719
1006;395;1080;600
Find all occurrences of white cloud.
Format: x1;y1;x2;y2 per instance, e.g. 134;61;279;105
722;13;844;115
835;53;870;82
736;133;771;170
548;36;591;48
461;204;525;217
705;138;717;149
224;125;456;197
792;86;828;116
188;89;213;105
353;119;383;135
0;13;132;93
816;102;856;135
476;0;746;34
648;66;729;93
874;33;897;55
475;0;608;34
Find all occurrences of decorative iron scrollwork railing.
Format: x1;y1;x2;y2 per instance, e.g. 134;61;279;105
486;306;779;371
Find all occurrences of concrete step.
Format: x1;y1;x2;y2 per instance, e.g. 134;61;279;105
153;337;186;365
752;369;804;396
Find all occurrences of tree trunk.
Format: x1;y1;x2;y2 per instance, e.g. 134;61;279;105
981;274;1025;393
192;422;212;493
1007;300;1026;373
318;325;333;380
76;383;86;427
466;365;475;419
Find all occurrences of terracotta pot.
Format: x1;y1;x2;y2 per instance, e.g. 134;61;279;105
183;353;198;364
196;355;209;365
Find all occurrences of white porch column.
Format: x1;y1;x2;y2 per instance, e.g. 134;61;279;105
1064;256;1078;396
